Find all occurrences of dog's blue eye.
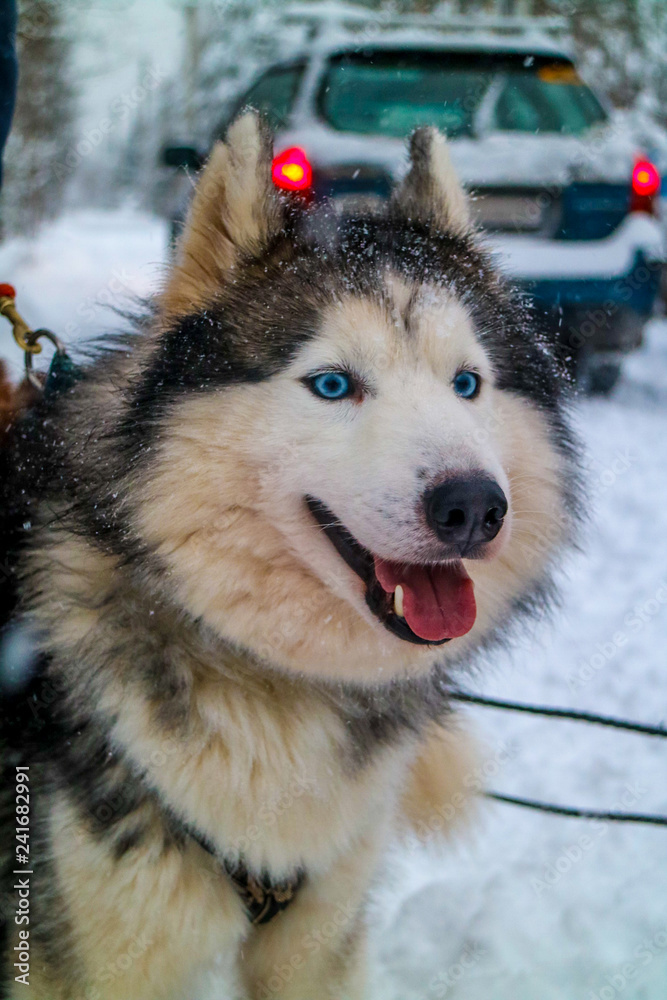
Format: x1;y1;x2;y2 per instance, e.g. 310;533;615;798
309;371;353;400
453;371;480;399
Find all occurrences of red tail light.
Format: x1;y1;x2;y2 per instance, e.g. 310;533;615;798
631;159;661;214
271;147;313;193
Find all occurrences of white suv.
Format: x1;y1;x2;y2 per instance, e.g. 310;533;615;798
166;10;666;393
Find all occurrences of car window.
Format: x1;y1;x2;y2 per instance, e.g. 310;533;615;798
321;52;491;139
492;64;608;134
319;51;607;139
235;64;304;132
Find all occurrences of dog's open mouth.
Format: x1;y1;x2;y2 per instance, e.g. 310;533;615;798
306;497;476;646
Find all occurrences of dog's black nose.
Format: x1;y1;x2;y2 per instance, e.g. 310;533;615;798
426;477;508;553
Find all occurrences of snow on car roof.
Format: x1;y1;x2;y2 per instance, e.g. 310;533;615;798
310;30;573;61
281;3;573;62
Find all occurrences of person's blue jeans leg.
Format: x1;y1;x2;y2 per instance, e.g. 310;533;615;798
0;0;18;189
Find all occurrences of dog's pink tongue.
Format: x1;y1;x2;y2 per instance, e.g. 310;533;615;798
374;558;476;642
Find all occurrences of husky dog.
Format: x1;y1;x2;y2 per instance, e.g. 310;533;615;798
0;112;578;999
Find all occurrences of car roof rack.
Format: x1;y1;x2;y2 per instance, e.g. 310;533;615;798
282;2;569;43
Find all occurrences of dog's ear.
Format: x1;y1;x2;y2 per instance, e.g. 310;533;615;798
393;127;471;234
160;110;284;319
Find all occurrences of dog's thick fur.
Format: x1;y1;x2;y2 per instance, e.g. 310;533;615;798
0;114;579;999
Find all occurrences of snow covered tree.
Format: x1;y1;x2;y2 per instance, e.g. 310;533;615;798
1;0;77;236
109;58;170;213
448;0;667;124
184;0;308;145
568;0;667;122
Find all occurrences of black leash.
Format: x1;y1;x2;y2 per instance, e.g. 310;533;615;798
450;690;667;739
486;792;667;827
451;689;667;827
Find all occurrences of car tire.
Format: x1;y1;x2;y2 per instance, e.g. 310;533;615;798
577;350;622;396
587;360;622;396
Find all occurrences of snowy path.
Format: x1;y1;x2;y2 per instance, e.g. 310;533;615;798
1;211;666;998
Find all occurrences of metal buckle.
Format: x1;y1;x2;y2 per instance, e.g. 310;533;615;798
23;329;66;390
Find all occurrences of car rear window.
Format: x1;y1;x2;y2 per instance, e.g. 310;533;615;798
319;51;607;138
236;64;305;132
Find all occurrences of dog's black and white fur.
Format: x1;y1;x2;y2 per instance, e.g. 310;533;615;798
0;113;579;999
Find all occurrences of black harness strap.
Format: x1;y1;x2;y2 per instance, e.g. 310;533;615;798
186;826;306;926
224;859;306;926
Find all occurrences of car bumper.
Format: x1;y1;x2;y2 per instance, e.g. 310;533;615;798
486;213;665;318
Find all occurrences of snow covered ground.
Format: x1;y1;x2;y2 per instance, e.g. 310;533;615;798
1;211;666;998
0;209;168;380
